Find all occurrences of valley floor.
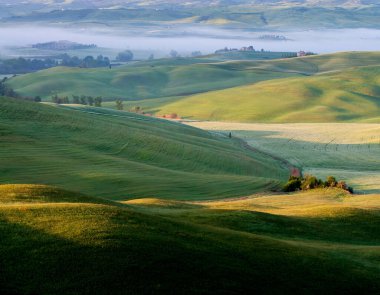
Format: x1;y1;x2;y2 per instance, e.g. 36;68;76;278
187;122;380;194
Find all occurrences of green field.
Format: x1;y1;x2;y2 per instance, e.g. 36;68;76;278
2;49;380;294
7;57;301;100
9;52;380;123
0;97;287;200
0;184;379;294
157;64;380;122
188;122;380;194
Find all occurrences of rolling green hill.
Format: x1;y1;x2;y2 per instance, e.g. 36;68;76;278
8;51;380;104
7;57;300;100
156;64;380;122
0;97;287;200
4;5;380;30
0;184;379;294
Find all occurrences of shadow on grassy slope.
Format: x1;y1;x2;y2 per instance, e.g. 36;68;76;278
1;201;379;294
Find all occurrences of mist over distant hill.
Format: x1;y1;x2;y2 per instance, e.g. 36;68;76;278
1;0;380;31
0;0;379;10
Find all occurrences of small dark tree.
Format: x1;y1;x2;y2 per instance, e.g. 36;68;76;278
283;177;302;192
51;94;59;104
87;96;94;106
72;95;80;104
63;96;70;104
82;56;95;68
130;106;142;113
116;50;134;62
94;97;102;107
34;96;42;102
116;99;124;110
80;95;87;105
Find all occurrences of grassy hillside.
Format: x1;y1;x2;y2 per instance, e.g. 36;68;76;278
156;64;380;122
7;57;300;100
0;184;379;294
5;5;380;29
9;52;380;109
0;97;287;200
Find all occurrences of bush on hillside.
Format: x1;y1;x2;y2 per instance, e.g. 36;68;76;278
283;174;353;194
283;177;302;192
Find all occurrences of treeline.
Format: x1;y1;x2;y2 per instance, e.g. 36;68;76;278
51;94;103;107
59;54;110;68
0;58;58;74
0;54;111;74
284;175;354;194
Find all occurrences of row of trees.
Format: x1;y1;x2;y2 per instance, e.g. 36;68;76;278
284;175;354;194
59;54;111;68
0;58;58;74
0;54;112;75
51;94;102;107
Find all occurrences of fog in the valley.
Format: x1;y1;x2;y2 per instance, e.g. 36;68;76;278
0;24;380;57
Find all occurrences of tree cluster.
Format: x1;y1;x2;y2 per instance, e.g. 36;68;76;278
32;41;97;51
284;175;353;194
59;54;110;68
0;54;112;75
52;94;102;107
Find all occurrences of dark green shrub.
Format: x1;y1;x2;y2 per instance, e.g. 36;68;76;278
283;177;302;192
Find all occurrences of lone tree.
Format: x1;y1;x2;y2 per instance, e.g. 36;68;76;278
116;99;124;110
130;106;142;113
116;50;134;62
